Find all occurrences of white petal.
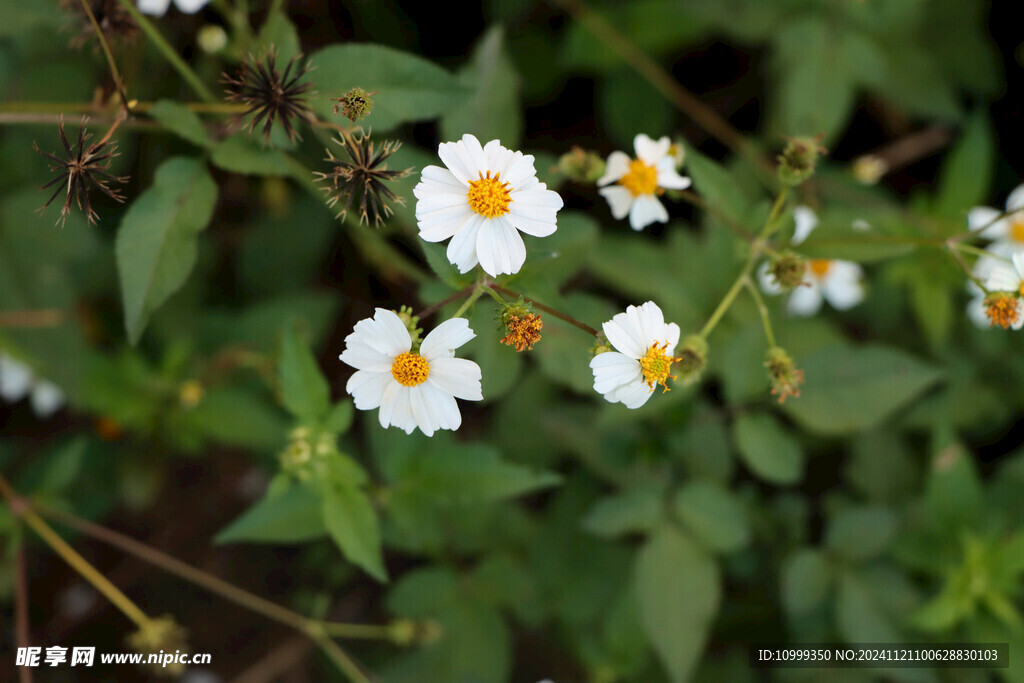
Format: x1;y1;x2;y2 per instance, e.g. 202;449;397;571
590;352;642;395
408;385;439;436
597;151;631;186
634;134;670;166
416;381;462;432
420;318;475;360
0;354;33;402
497;153;538;189
628;194;668;230
602;307;647;358
447;215;484;273
418;205;475;243
966;295;989;329
792;206;818;245
787;284;823;317
508;186;562;237
968;206;1007;239
599;186;634;220
30;381;64;417
476;216;526;276
346;370;392;410
1013;302;1024;330
634;301;666;345
339;337;392;372
973;253;1004;281
655;159;691;190
379;383;415;434
138;0;172;15
758;260;783;295
608;377;655;409
986;261;1022;292
1006;183;1024;212
851;219;871;232
1012;252;1024;278
350;309;411;356
438;135;486;184
416;165;468;194
173;0;210;12
427;357;482;401
821;262;865;310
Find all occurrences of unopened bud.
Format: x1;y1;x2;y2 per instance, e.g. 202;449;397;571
590;332;611;357
676;334;707;384
556;146;606;184
777;136;825;186
769;251;807;290
852;155;888;185
197;25;227;54
765;346;804;404
333;87;376;123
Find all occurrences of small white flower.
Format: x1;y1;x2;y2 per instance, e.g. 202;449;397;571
758;206;865;317
968;183;1024;257
597;134;691;231
0;352;65;418
966;252;1005;329
590;301;680;409
414;134;563;277
138;0;211;16
339;309;483;436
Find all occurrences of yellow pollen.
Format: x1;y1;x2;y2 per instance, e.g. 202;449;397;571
808;259;831;278
985;295;1020;330
500;313;543;352
391;352;430;387
638;342;680;392
466;171;512;218
1010;218;1024;244
618;159;659;197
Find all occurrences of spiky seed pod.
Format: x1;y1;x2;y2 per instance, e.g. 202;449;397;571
222;51;314;143
314;129;412;226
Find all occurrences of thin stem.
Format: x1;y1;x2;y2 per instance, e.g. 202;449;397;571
77;0;129;108
115;0;218;104
15;539;32;683
452;284;488;319
489;284;599;336
320;623;393;639
481;285;506;305
953;242;1010;261
311;630;373;683
762;186;791;241
0;309;64;328
744;277;775;347
699;268;749;339
416;287;472;319
0;475;152;630
947;240;988;291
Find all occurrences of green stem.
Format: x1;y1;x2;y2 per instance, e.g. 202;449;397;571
744;277;776;347
452;284;488;319
699;268;749;339
488;284;599;336
77;0;129;108
115;0;218;103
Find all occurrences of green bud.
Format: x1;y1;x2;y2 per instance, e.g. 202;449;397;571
769;251;807;290
765;346;804;403
676;334;707;384
333;87;376;123
396;305;423;349
777;136;824;186
590;332;611;357
556;146;606;184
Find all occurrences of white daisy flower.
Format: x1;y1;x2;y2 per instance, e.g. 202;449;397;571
968;183;1024;257
980;253;1024;330
339;309;483;436
138;0;211;16
757;206;865;317
0;352;65;418
414;134;563;277
590;301;681;409
596;134;691;231
966;252;1004;329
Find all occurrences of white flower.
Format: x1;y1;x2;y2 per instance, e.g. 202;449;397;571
758;206;865;317
966;251;1005;329
414;134;563;277
985;252;1024;295
590;301;680;409
597;134;691;231
339;309;483;436
138;0;210;16
968;183;1024;257
0;352;65;418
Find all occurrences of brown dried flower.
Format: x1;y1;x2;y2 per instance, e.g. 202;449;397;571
315;129;412;226
222;51;314;143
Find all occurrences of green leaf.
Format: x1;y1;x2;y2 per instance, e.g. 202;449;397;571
732;413;804;485
686;149;755;227
322;484;387;582
825;506;898;563
781;344;942;435
673;481;751;554
257;9;301;63
441;26;521;147
323;400;354;435
215;483;327;544
210;134;295;177
148;100;211;148
602;68;672;150
308;43;470;131
583;485;665;538
635;526;720;683
836;572;901;643
781;548;833;615
0;4;61;37
116;157;218;344
279;326;330;422
174;387;288;453
934;112;993;219
923;442;983;531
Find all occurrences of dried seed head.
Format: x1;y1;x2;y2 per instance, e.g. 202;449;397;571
314;129;412;226
333;87;376;123
765;346;804;403
222;50;314;144
61;0;138;50
777;136;826;186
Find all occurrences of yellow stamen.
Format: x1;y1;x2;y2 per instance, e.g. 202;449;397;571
618;159;659;197
985;293;1020;330
807;259;831;278
500;313;543;352
391;352;430;387
638;342;680;392
466;170;512;218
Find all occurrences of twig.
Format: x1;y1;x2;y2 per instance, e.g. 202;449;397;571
15;540;32;683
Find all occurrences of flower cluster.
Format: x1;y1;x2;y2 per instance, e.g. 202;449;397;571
0;352;65;418
966;184;1024;330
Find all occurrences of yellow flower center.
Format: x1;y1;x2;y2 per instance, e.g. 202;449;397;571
1010;217;1024;244
391;352;430;387
500;313;543;352
808;259;831;278
618;159;659;197
985;294;1020;330
638;342;680;392
466;171;512;218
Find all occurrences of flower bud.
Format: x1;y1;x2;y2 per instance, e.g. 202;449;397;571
676;334;707;385
396;306;423;348
178;379;204;409
590;332;612;357
556;146;606;184
126;615;189;677
197;25;228;54
769;251;808;290
333;87;376;123
777;136;825;186
765;347;804;404
852;155;888;185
